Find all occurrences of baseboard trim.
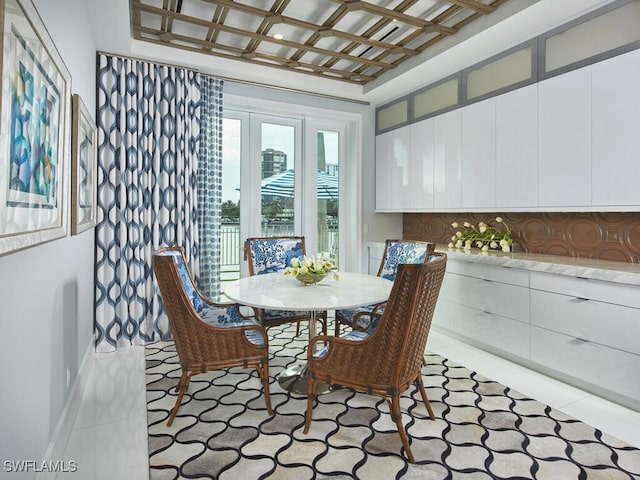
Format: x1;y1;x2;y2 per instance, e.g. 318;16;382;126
37;340;95;480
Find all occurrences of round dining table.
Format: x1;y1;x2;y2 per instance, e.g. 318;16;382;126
223;271;393;395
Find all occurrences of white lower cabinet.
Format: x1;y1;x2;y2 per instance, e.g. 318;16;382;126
431;257;640;411
530;327;640;408
433;260;531;359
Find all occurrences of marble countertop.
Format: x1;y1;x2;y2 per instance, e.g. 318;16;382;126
366;241;640;286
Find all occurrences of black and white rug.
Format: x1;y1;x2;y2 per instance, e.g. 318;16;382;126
146;323;640;479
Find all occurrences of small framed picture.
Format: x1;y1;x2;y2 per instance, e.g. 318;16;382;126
70;93;97;235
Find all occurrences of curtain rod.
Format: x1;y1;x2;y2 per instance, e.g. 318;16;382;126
97;50;370;106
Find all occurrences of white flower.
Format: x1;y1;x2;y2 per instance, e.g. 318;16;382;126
482;245;489;252
455;239;463;248
451;235;457;241
502;245;511;253
490;241;498;249
479;225;487;233
475;241;483;248
448;242;454;248
290;258;301;268
496;216;503;223
465;240;472;248
451;222;459;228
463;222;471;228
456;231;462;238
499;239;507;247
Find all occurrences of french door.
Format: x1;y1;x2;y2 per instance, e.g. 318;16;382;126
222;110;346;279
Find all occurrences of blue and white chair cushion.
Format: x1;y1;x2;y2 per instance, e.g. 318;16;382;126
159;249;263;346
379;241;428;280
336;240;430;333
315;329;371;358
248;238;304;275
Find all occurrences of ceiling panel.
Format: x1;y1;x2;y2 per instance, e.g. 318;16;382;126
130;0;512;84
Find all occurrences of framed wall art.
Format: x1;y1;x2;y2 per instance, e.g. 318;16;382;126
0;0;71;255
70;94;96;235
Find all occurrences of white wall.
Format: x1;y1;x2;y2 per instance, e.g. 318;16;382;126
0;0;96;474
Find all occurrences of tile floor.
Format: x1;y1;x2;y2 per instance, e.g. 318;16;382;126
56;330;640;479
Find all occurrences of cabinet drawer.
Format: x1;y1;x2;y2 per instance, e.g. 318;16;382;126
448;273;529;323
455;305;530;359
531;327;640;406
530;271;640;308
433;298;455;329
448;260;529;287
530;290;640;355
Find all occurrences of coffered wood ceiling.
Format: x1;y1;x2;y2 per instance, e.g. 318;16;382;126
130;0;511;85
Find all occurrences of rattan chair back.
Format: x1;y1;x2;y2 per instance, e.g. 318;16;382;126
304;252;447;462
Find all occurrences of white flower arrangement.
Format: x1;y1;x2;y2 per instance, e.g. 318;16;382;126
283;255;339;280
448;217;514;253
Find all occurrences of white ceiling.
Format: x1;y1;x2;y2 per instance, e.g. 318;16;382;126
86;0;615;105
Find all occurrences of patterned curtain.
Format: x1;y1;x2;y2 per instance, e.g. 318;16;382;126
197;76;224;299
94;54;203;352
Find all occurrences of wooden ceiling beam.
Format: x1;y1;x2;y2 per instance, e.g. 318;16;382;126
132;2;393;68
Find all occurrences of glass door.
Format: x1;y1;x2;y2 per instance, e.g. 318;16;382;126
223;110;349;280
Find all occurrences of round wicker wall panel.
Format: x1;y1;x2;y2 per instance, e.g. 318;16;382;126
566;219;604;251
519;218;553;248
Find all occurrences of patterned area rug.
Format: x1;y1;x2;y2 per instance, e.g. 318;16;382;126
146;323;640;479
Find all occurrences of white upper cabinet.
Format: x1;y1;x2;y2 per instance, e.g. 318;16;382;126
538;67;592;207
592;48;640;207
495;84;538;208
461;98;496;208
433;109;462;209
375;126;410;211
409;118;435;209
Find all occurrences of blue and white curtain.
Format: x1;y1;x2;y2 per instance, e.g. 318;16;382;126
197;76;224;300
94;54;209;352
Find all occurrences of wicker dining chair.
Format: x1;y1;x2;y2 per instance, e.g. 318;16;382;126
303;253;447;463
152;247;273;426
244;236;327;335
334;240;436;336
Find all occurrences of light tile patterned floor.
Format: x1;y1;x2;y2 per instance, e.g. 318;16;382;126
56;329;640;479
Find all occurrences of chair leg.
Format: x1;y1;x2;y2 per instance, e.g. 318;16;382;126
303;379;317;434
295;320;301;336
416;374;435;420
168;371;190;426
389;395;416;463
257;361;273;415
334;317;341;337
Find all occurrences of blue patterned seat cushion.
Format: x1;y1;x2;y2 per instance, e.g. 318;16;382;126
336;304;385;330
314;329;371;358
161;250;264;346
248;238;304;274
336;241;428;333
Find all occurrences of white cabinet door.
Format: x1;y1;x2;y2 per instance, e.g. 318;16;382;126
538;67;592;207
592;48;640;207
375;126;410;210
461;98;496;208
409;118;434;209
433;109;462;209
495;84;538;208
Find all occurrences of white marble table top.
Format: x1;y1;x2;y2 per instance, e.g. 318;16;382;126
223;271;393;311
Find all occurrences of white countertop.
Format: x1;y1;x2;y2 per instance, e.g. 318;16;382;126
366;241;640;286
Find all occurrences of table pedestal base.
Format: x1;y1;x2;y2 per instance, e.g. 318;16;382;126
277;364;333;396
